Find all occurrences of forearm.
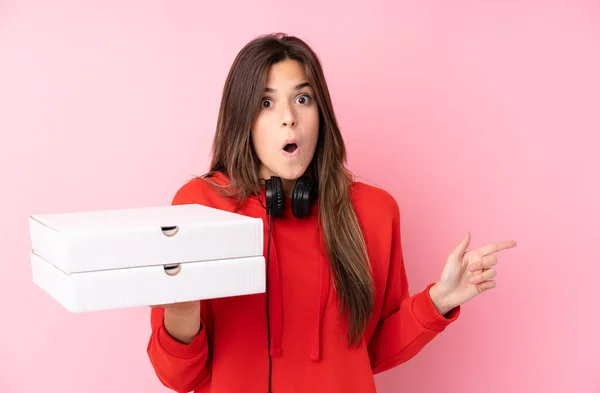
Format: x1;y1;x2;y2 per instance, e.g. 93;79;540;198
368;284;460;374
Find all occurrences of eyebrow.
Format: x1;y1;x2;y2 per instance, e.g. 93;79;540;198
264;82;311;93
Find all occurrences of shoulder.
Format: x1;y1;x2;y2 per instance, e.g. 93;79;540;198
171;172;237;211
349;180;400;223
348;180;403;275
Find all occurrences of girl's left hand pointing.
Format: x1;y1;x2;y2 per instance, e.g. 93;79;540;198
429;232;518;315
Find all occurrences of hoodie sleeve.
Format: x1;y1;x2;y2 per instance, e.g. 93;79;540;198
147;306;212;392
367;200;460;375
146;179;214;392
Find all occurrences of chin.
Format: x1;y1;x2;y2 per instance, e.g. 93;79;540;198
268;164;310;181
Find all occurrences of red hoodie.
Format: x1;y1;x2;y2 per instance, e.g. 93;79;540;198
147;172;460;393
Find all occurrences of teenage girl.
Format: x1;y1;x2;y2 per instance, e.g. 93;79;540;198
147;33;517;393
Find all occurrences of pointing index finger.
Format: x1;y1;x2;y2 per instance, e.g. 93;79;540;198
478;240;518;256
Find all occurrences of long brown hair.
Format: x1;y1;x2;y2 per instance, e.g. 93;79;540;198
204;33;374;346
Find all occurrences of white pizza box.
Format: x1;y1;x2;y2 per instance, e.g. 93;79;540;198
28;203;265;312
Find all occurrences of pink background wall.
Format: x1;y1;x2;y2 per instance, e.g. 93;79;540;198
1;1;598;392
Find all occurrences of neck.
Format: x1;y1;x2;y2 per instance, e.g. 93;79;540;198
281;179;297;198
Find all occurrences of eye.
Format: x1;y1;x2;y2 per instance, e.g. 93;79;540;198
296;94;312;105
261;98;273;108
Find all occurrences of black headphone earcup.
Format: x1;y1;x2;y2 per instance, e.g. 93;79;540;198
292;176;317;218
265;176;284;217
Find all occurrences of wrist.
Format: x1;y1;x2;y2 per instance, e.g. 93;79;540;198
164;306;201;344
428;283;456;316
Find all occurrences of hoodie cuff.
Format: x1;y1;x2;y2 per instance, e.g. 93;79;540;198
411;282;460;332
157;318;207;360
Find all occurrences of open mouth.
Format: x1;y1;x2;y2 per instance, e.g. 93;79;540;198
283;143;298;153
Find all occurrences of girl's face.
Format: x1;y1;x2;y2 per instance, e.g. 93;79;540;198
251;59;320;195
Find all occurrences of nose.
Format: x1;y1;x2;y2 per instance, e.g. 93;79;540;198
280;104;297;128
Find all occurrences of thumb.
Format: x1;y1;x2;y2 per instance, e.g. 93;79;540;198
452;231;471;257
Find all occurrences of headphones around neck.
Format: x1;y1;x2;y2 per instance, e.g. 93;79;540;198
264;175;317;218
